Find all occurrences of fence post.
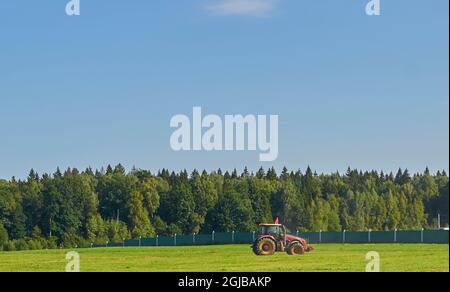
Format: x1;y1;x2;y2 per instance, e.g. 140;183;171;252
421;229;424;243
343;230;346;243
139;236;142;247
296;230;299;237
193;233;196;245
319;230;322;244
212;231;215;243
232;231;235;243
123;238;125;248
394;229;397;243
368;229;371;243
174;234;177;246
106;241;109;248
252;231;256;241
91;243;93;248
156;235;159;247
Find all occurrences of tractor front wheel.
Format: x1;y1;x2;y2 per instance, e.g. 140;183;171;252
286;242;305;255
253;238;276;256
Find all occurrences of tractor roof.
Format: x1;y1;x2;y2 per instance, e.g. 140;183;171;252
259;224;282;227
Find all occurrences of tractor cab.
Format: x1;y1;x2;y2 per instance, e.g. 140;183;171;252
260;224;286;240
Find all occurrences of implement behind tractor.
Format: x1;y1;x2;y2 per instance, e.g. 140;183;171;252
252;222;314;256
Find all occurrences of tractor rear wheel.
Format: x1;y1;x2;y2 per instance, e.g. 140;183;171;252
287;242;305;255
253;238;276;256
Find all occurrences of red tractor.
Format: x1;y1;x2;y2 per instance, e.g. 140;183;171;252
252;223;314;256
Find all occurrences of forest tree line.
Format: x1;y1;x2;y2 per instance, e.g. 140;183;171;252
0;165;448;251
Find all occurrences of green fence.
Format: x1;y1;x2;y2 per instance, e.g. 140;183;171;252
298;230;449;244
86;230;448;248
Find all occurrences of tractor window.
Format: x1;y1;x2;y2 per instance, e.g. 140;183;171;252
262;226;279;235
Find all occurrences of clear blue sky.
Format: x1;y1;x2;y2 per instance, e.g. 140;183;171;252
0;0;448;179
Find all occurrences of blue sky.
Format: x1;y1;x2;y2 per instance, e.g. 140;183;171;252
0;0;448;179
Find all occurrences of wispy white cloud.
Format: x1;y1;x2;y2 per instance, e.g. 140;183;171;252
204;0;277;17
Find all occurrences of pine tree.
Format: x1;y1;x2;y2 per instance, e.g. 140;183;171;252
0;223;8;248
128;189;154;238
256;167;265;179
385;191;401;230
281;167;289;180
266;167;278;180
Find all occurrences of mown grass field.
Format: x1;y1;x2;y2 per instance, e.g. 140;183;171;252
0;244;448;272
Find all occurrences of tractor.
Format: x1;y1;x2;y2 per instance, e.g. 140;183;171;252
252;223;314;256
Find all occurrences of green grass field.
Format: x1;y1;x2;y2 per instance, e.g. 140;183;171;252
0;244;448;272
